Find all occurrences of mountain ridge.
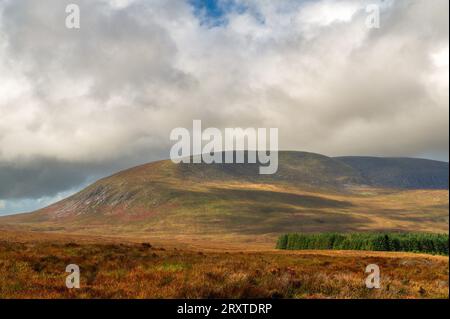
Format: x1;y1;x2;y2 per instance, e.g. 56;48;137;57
0;151;448;239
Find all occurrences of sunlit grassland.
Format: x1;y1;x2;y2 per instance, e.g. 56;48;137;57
0;231;448;299
1;182;447;241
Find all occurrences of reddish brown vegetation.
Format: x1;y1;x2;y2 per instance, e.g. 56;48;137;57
0;231;447;299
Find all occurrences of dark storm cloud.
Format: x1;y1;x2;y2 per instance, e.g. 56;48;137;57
0;158;95;199
0;146;168;200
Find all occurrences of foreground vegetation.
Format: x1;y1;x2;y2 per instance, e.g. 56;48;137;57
276;233;449;255
0;231;448;298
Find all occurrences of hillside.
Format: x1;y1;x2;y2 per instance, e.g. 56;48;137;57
336;156;449;189
0;151;448;243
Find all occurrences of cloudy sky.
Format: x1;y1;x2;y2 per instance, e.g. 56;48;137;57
0;0;448;215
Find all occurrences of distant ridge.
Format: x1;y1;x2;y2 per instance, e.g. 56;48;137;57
335;156;449;189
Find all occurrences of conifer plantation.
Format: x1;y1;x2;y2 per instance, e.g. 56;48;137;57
276;233;449;255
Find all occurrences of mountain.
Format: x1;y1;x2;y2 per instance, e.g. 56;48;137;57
335;156;449;189
0;151;448;241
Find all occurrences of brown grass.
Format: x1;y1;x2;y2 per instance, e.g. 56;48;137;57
1;183;447;240
0;230;448;299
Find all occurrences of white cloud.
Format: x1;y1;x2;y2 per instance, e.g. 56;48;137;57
0;0;448;202
296;0;360;26
432;46;449;68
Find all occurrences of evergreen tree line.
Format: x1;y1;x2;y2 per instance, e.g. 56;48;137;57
276;233;449;255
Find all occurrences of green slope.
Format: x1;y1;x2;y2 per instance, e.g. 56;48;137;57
0;151;448;239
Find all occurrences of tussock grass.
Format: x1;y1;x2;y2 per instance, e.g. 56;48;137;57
0;231;448;299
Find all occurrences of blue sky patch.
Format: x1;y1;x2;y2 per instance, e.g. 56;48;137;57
189;0;248;27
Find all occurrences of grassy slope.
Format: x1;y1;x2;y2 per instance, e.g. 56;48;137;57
336;156;449;189
0;152;448;245
1;153;447;299
0;230;448;299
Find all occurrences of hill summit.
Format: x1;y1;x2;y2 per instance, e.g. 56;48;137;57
1;151;448;241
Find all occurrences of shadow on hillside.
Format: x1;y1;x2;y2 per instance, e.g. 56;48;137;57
182;187;354;209
372;208;449;223
174;187;362;235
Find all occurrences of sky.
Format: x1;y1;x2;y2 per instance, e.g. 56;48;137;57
0;0;448;215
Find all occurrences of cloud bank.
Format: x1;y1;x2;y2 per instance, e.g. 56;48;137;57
0;0;448;213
